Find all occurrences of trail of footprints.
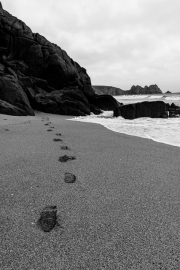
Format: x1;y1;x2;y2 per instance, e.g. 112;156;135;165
37;116;77;232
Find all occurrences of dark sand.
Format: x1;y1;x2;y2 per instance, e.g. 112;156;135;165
1;112;180;269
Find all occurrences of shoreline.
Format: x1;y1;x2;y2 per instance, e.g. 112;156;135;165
1;112;180;268
69;113;180;149
1;111;180;149
69;116;180;149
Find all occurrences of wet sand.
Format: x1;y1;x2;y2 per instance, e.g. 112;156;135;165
1;112;180;269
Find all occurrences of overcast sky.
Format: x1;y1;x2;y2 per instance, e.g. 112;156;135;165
3;0;180;92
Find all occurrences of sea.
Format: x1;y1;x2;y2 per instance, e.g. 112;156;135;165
69;93;180;148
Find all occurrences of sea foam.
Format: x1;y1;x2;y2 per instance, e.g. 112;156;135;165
69;94;180;148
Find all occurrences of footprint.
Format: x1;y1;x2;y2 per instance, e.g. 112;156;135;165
37;205;59;232
58;155;76;162
44;123;49;126
61;146;70;150
47;129;53;131
56;133;62;136
64;173;76;183
53;138;63;142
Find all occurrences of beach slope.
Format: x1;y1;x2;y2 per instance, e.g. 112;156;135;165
1;112;180;269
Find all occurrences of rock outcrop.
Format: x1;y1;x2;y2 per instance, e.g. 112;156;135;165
93;85;125;95
114;101;168;119
0;4;119;116
168;103;180;118
0;74;34;115
93;84;162;96
127;84;162;95
0;98;28;115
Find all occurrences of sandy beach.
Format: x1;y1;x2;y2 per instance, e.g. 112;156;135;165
1;112;180;269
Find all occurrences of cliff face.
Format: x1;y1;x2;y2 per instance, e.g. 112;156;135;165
0;3;119;116
93;84;162;96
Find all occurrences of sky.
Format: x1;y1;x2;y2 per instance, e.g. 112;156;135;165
3;0;180;92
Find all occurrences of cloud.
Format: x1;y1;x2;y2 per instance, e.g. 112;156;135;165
3;0;180;92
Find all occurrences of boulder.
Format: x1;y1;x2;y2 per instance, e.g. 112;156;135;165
0;99;27;115
89;104;102;115
169;103;180;117
88;94;120;111
170;103;179;110
0;75;35;115
114;101;167;119
34;88;90;116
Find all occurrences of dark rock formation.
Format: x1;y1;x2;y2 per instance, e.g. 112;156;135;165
88;94;120;111
0;98;28;115
114;101;167;119
170;103;177;109
93;84;162;96
169;103;180;117
0;5;118;116
165;91;171;94
0;74;34;115
89;104;102;115
127;84;162;95
34;88;90;116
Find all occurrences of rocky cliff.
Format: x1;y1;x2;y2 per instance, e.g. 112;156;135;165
0;3;119;116
93;84;162;96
